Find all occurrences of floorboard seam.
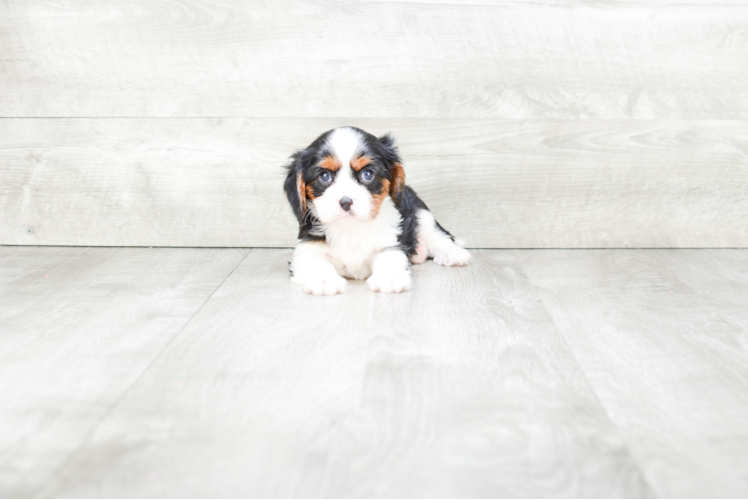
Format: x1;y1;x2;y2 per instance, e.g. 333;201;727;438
32;247;253;497
523;272;661;498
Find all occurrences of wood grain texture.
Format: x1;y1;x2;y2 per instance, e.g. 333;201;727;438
36;249;650;498
0;246;247;497
660;250;748;333
516;249;748;497
2;118;747;248
1;1;747;118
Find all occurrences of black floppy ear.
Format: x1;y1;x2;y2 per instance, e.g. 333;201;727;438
283;150;309;223
378;133;405;205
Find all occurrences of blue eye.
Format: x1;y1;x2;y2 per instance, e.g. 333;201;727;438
319;171;332;183
362;169;374;182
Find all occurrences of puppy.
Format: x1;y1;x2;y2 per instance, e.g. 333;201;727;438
283;126;470;295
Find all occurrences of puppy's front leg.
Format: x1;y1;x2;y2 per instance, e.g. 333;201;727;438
290;242;347;296
366;250;411;293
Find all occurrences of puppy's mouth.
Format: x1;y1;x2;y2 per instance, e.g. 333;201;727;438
332;208;371;223
337;210;358;220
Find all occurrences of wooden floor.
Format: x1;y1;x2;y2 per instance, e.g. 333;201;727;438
1;247;747;498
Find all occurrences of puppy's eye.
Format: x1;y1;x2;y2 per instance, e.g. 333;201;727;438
361;169;374;182
319;171;332;184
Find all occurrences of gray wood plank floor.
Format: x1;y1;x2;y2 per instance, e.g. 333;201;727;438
1;247;746;497
0;247;249;497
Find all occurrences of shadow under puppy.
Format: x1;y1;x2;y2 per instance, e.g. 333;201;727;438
284;126;470;295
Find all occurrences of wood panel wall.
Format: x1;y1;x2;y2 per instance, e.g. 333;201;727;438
1;0;746;247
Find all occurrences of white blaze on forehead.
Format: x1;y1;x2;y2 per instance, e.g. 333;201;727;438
312;127;374;224
325;127;363;166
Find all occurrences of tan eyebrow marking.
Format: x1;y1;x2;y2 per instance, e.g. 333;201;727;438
351;156;371;171
319;155;342;172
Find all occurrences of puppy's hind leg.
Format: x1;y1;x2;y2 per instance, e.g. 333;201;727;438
409;241;429;265
416;209;471;267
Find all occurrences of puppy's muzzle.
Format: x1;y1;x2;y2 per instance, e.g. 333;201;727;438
339;197;353;212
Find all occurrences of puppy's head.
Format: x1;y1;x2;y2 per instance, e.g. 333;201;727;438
284;127;405;225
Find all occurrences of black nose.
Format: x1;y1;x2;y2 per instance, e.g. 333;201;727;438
340;197;353;212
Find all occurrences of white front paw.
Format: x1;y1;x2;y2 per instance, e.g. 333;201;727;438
292;270;347;296
433;245;471;267
366;270;411;293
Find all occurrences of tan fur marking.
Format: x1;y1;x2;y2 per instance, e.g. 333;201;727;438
305;184;315;200
319;155;342;172
297;172;307;212
390;162;405;203
351;156;371;171
370;179;391;218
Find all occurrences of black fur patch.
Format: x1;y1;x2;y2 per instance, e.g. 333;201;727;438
395;186;454;257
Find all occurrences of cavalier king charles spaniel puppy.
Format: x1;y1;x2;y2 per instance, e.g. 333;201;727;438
284;126;470;295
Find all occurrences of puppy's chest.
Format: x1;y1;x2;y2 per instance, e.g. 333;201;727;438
325;216;401;280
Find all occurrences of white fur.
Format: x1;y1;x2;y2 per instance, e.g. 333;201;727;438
414;209;471;267
290;242;348;296
323;197;402;279
291;197;404;292
326;127;361;169
366;250;411;293
312;128;375;224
